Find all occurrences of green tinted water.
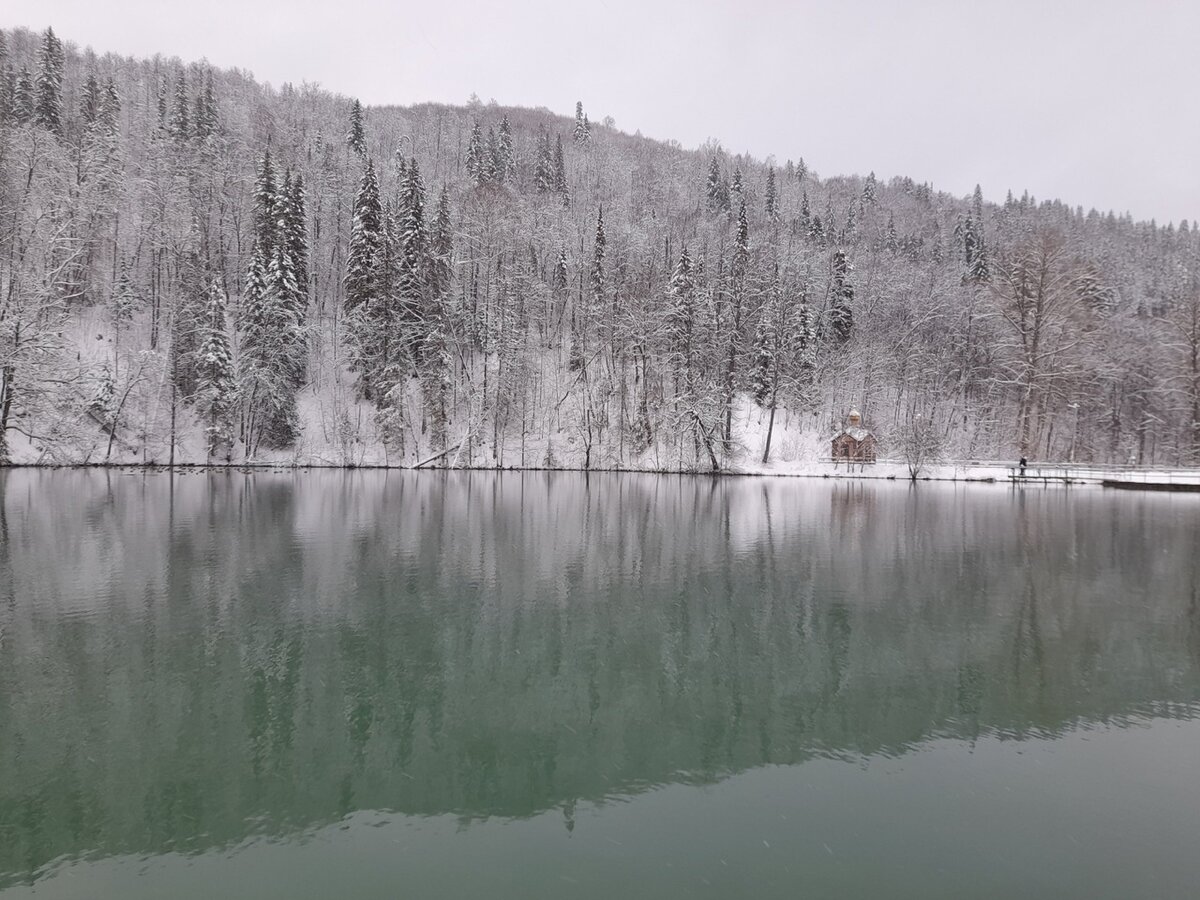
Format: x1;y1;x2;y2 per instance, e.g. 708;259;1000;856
1;470;1198;898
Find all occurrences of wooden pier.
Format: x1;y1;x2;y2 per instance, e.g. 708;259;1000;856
1007;464;1200;492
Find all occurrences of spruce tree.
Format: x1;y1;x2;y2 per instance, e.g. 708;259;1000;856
284;172;309;308
765;166;778;220
861;171;877;205
238;242;268;347
397;157;428;332
553;134;569;206
534;129;554;194
0;31;7;121
429;186;454;304
554;247;569;293
809;213;825;245
666;247;696;374
0;64;13;127
574;101;587;145
497;115;516;182
966;184;991;283
706;155;723;212
192;69;217;139
253;148;278;254
590;206;606;318
156;75;168;132
267;239;306;388
239;241;305;452
422;186;455;451
14;67;34;125
733;197;750;279
345;160;382;311
752;289;778;407
203;70;218;134
80;73;101;128
465;120;483;183
828;249;854;343
170;71;189;141
347;98;366;156
195;279;237;458
34;27;63;135
482;126;499;184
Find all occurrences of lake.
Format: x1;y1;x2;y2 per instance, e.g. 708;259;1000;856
0;470;1198;899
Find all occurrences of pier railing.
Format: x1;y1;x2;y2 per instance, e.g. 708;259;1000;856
818;458;1200;488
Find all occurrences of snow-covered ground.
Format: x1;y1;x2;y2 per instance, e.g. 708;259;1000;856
6;306;1199;490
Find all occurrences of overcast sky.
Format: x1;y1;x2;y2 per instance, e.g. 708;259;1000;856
5;0;1196;223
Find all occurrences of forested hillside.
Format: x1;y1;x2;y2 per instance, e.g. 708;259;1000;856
1;26;1197;468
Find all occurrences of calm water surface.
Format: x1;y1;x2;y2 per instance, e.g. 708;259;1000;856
1;470;1198;899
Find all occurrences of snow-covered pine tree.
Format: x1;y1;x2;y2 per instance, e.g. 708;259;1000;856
733;197;750;279
429;186;454;305
155;75;168;132
192;69;217;140
590;206;606;319
465;121;484;184
253;148;278;255
420;187;455;452
0;62;12;127
194;279;237;459
553;134;569;206
791;293;818;409
283;172;309;307
765;167;778;221
267;239;306;388
752;280;778;407
862;170;877;205
239;240;305;450
534;129;554;194
34;27;63;135
828;249;854;343
966;184;991;283
342;160;386;396
497;115;516;182
13;67;34;125
809;213;825;245
397;157;428;340
665;247;696;378
344;160;382;312
706;155;723;213
554;247;569;293
170;70;189;141
482;126;499;185
80;72;101;128
347;98;366;157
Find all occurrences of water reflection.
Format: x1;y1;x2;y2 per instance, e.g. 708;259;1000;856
0;471;1197;887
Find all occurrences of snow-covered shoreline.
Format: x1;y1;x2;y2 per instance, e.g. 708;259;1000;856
6;458;1200;492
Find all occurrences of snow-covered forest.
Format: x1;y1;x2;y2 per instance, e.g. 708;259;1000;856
1;26;1198;469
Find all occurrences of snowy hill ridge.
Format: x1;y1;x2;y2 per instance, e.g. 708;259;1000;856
1;25;1198;470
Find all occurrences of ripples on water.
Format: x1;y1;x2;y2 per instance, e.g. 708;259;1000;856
1;470;1199;899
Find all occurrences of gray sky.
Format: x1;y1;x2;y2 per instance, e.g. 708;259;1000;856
6;0;1197;223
